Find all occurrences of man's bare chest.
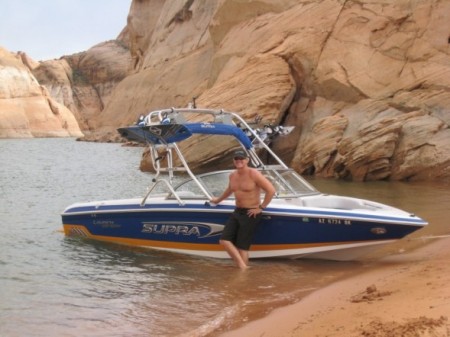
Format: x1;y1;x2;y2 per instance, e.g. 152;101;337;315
230;176;257;192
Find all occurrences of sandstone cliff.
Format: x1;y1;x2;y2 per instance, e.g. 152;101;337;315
108;0;449;181
1;0;449;181
32;40;133;138
0;48;83;138
0;37;132;139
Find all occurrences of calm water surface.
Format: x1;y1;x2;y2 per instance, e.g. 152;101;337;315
1;138;449;337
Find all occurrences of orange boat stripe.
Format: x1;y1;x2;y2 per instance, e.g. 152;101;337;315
63;224;375;252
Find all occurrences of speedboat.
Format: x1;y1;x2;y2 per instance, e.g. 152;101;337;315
61;108;427;261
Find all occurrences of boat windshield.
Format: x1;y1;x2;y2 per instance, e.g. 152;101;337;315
170;168;318;199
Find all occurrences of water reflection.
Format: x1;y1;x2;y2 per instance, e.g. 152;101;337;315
56;236;359;337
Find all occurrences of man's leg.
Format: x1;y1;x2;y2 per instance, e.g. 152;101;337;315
233;212;260;268
220;239;248;269
239;249;249;266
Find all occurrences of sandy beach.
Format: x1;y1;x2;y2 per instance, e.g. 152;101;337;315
220;237;450;337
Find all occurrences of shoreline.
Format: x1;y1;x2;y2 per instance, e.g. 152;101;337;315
220;237;450;337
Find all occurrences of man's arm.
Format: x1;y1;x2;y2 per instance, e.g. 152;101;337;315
253;170;276;208
211;184;233;204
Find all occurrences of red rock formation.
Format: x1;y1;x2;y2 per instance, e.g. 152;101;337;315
1;0;449;181
112;0;449;181
32;40;133;138
0;47;83;138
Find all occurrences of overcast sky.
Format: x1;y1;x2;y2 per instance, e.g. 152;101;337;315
0;0;131;61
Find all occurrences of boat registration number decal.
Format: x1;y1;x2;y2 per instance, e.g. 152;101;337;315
318;218;352;225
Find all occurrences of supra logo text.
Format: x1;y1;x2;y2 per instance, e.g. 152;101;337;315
141;222;223;238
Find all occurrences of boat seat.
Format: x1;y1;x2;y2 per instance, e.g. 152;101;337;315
166;191;198;199
302;196;364;210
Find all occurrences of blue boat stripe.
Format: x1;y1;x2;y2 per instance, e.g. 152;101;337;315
63;203;426;226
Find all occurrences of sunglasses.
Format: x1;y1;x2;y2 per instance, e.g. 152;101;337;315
233;156;247;161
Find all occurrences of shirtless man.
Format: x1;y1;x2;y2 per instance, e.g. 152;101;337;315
211;150;276;269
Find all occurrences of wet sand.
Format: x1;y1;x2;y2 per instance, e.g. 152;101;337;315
220;237;450;337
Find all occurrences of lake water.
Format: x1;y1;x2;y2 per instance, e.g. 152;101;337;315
1;138;449;337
